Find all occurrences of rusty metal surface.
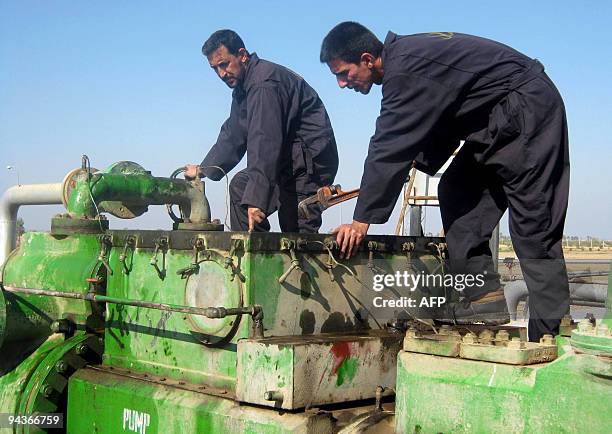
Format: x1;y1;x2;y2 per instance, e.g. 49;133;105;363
236;332;402;410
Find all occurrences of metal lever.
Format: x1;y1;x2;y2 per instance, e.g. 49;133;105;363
150;237;168;279
278;239;302;284
118;236;136;274
96;235;113;276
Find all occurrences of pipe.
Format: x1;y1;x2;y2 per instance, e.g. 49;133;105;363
67;173;210;224
2;285;261;319
0;183;63;266
504;280;608;320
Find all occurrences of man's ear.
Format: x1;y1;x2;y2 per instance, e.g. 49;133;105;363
360;52;376;69
238;47;249;63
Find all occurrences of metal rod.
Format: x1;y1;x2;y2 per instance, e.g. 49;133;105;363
569;299;606;308
409;195;439;201
2;285;258;318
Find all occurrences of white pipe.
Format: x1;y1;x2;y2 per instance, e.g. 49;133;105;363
0;183;63;266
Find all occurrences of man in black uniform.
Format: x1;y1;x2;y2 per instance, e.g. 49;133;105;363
185;29;338;232
320;22;570;341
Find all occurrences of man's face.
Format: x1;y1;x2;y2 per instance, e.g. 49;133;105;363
207;45;248;89
327;58;375;94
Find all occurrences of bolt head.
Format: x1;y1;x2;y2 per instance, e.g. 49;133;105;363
42;384;54;398
507;337;525;349
596;324;611;337
495;330;510;341
578;319;594;333
539;334;555;345
462;333;477;344
55;361;68;373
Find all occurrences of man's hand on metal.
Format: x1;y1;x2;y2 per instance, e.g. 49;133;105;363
184;164;202;180
332;220;370;259
248;207;266;232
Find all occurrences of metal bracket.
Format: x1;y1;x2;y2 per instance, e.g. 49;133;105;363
118;236;136;274
278;238;305;284
150;237;168;280
96;235;113;276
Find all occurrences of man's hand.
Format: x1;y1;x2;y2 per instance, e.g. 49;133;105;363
332;220;370;259
184;164;202;180
248;207;266;232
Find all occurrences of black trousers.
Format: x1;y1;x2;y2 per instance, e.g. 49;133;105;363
229;169;328;233
438;72;570;341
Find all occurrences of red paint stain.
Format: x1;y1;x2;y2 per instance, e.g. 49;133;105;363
331;342;351;374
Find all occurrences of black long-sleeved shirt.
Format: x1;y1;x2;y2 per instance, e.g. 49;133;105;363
355;32;540;223
201;53;338;214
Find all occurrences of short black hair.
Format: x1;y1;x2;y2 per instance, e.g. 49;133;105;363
202;29;246;57
320;22;383;64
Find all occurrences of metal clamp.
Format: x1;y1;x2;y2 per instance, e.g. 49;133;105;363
118;236;136;274
96;235;113;276
150;237;168;280
278;239;302;284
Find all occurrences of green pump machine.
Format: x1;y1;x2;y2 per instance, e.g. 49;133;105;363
0;157;610;433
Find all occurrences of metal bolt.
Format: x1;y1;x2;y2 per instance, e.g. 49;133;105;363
596;324;610;337
42;384;54;398
495;330;510;346
478;329;494;345
50;319;73;334
539;334;555;346
560;314;573;327
264;390;284;402
578;319;594;333
55;361;68;374
462;333;477;344
75;343;89;355
507;337;525;350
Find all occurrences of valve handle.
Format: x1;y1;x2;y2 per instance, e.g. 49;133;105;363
166;167;187;223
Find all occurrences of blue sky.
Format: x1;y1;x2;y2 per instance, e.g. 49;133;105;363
1;1;611;238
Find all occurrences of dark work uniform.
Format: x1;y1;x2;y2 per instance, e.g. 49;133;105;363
201;53;338;232
355;32;570;341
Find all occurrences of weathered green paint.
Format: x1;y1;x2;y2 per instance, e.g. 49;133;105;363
0;232;100;355
67;368;335;434
395;348;612;433
335;357;357;386
102;245;249;390
0;334;65;414
236;333;401;409
65;167;211;225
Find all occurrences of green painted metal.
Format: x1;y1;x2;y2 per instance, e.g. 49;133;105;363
394;264;612;433
16;334;102;419
102;242;250;390
0;335;65;415
395;349;612;433
67;368;335;434
99;231;446;396
0;333;102;433
236;333;401;409
0;232;100;355
64;164;211;224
